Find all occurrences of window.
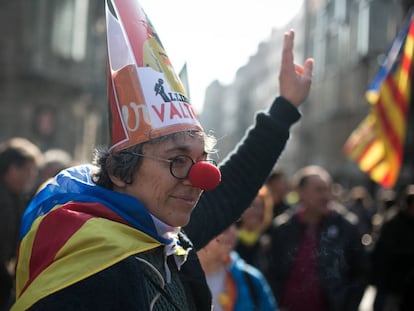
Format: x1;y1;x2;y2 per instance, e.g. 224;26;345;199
51;0;89;61
356;0;370;57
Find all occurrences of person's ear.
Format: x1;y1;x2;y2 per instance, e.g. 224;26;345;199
109;174;127;188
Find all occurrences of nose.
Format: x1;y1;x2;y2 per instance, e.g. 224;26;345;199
188;161;221;191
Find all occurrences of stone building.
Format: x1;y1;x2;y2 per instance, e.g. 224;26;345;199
2;0;413;188
301;0;413;189
201;11;305;167
0;0;107;162
201;0;414;190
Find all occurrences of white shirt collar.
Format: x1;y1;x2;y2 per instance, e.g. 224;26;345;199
150;215;192;283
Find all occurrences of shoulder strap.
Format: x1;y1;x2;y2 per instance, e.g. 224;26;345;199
242;269;258;310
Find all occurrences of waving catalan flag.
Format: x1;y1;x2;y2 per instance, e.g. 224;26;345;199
343;10;414;188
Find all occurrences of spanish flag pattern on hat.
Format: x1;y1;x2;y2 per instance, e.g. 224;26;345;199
106;0;203;152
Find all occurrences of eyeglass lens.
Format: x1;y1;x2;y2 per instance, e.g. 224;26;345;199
170;155;216;179
170;155;194;179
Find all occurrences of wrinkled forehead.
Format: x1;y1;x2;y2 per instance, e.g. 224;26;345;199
143;131;206;153
147;131;209;150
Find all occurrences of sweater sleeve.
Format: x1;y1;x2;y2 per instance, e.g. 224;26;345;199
184;96;301;250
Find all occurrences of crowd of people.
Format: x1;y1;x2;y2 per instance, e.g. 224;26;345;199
1;0;413;310
1;133;413;311
192;160;414;311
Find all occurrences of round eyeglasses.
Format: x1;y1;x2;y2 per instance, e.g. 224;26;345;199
128;153;217;180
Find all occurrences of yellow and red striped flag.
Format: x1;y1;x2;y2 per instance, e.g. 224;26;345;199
12;165;164;310
343;11;414;188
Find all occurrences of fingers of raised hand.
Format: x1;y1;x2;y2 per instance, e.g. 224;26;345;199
303;58;314;81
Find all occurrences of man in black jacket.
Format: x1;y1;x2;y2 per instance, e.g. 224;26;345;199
268;165;370;311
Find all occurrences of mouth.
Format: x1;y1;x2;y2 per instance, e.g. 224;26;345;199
171;195;198;207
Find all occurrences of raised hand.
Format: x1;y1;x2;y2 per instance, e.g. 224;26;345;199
279;29;314;107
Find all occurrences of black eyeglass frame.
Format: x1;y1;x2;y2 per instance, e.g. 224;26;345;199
126;152;217;180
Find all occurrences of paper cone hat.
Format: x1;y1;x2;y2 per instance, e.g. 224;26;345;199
106;0;203;152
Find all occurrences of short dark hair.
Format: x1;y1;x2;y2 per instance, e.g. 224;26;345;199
91;143;144;190
0;137;42;176
265;167;285;184
292;165;331;189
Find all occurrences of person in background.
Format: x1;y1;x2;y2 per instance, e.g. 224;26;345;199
235;185;273;274
371;184;414;311
370;188;399;244
346;185;375;249
38;148;73;183
0;264;13;311
267;165;370;311
198;224;278;311
30;148;74;197
11;0;313;309
265;167;291;217
0;137;42;310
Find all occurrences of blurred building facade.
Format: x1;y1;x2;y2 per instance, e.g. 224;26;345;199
201;0;414;190
301;0;412;189
1;0;413;188
0;0;107;162
201;11;306;168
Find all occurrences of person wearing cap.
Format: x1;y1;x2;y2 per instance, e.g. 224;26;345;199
12;0;313;310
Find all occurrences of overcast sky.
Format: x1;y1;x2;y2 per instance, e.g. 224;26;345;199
139;0;304;112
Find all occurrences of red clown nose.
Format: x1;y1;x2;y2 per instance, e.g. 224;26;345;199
188;162;221;191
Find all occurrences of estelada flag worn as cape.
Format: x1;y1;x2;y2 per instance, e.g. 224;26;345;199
107;0;203;152
12;165;173;311
343;10;414;188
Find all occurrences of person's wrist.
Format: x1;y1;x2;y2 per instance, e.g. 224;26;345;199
279;92;302;107
269;96;301;128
